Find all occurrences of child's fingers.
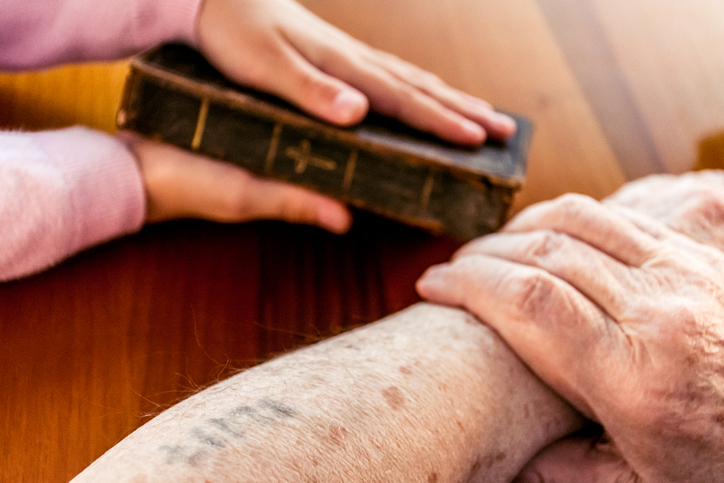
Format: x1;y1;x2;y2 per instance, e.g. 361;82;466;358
132;136;352;233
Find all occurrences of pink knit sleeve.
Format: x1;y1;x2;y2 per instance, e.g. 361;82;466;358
0;128;146;281
0;0;203;69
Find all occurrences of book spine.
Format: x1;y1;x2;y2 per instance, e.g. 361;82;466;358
117;69;511;240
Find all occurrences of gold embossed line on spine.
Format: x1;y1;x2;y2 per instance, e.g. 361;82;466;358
342;149;358;192
265;123;283;174
191;97;210;151
418;171;436;214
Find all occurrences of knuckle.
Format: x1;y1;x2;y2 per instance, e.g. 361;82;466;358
549;193;596;218
510;270;558;322
373;48;408;70
423;71;445;86
684;185;724;221
525;230;567;261
376;83;422;120
392;83;421;110
315;46;355;75
413;68;445;90
237;41;284;86
297;72;339;103
665;303;707;342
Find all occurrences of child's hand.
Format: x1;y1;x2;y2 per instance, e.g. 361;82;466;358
196;0;515;146
122;133;351;232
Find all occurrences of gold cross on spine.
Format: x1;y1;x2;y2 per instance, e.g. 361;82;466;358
285;139;338;174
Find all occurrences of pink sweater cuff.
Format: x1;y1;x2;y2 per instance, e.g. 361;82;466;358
33;127;146;257
0;127;145;281
0;0;204;69
132;0;204;50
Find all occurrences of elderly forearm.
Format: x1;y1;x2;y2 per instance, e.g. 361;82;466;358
73;303;583;482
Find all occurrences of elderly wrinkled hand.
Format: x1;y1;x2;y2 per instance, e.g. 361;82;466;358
417;189;724;482
604;170;724;251
196;0;516;146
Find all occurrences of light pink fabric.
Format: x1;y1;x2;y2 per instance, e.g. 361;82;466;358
0;0;202;69
0;0;204;281
0;128;145;281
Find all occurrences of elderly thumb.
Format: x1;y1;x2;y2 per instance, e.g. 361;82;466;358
513;435;640;483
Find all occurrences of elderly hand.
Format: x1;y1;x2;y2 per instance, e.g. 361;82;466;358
196;0;516;146
417;190;724;482
604;170;724;251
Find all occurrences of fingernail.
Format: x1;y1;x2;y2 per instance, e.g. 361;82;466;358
493;112;517;134
461;119;486;144
415;266;445;295
331;90;367;125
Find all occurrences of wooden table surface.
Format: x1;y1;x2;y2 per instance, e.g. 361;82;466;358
2;1;724;480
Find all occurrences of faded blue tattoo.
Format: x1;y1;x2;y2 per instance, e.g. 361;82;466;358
158;398;298;467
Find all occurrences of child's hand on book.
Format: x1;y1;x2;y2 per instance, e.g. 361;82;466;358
121;132;352;233
195;0;516;146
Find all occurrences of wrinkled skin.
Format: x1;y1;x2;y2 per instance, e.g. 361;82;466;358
512;435;639;483
605;171;724;252
417;171;724;482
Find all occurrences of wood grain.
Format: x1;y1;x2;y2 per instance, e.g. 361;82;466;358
2;1;724;480
0;61;128;132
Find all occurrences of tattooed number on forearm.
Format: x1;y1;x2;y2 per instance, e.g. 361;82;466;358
159;399;297;467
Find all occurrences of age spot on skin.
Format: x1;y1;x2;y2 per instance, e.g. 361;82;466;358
381;386;406;410
398;366;413;376
428;472;439;482
494;452;507;464
713;413;724;426
328;424;348;445
480;451;507;471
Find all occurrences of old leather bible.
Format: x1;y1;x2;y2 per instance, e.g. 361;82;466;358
117;44;532;240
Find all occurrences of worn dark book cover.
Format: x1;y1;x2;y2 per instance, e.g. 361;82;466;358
117;43;532;240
